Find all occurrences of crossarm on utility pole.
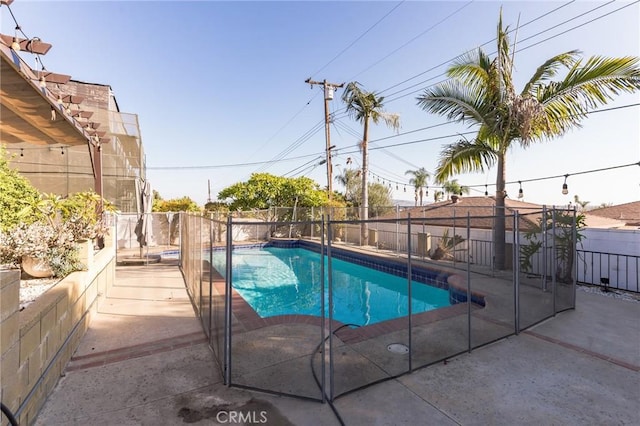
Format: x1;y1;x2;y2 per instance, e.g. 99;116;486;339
304;78;344;199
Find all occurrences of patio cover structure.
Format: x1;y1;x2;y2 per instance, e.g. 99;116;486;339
0;30;145;211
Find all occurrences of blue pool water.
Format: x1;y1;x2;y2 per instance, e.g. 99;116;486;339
211;246;451;326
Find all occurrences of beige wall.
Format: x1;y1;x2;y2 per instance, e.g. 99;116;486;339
0;235;116;425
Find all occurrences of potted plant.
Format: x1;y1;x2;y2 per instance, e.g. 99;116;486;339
430;228;465;261
0;191;114;278
0;220;79;278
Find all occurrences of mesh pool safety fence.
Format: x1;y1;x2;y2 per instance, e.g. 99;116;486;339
176;207;578;402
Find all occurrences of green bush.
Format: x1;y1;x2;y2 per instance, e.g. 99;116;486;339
0;146;40;232
0;147;113;278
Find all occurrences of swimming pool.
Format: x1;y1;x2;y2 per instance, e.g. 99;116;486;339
211;245;452;327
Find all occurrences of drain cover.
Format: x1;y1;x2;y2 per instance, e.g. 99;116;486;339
387;343;409;354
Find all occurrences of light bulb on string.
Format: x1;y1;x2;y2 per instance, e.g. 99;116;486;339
518;181;523;199
562;175;569;195
11;26;21;51
38;58;47;88
484;184;488;197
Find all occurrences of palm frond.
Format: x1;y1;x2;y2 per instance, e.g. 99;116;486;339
448;49;493;90
379;112;400;132
434;137;499;183
343;81;400;132
539;56;640;135
521;50;581;95
417;80;495;129
496;14;515;92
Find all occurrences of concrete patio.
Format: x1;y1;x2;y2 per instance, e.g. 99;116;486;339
34;259;639;425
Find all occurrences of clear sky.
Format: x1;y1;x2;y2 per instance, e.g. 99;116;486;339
3;1;639;209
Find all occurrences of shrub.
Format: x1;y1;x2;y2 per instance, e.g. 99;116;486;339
1;190;114;278
0;146;40;232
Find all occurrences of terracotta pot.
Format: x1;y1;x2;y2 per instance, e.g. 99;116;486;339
21;256;54;278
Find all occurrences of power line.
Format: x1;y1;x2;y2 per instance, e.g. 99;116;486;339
247;91;321;164
381;0;630;103
253;118;325;173
347;0;474;81
246;12;400;173
282;155;324;177
333;119;428;172
265;1;627;180
514;0;615;48
148;151;322;170
517;0;639;54
292;0;587;133
10;102;637;173
377;0;579;96
309;1;406;78
144;102;639;171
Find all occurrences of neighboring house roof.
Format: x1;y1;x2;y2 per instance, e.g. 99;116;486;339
587;201;640;227
383;196;625;231
387;196;543;231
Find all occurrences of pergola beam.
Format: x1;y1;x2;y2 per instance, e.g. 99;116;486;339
0;34;52;55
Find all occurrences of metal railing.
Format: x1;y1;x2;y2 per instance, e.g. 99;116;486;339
577;250;639;293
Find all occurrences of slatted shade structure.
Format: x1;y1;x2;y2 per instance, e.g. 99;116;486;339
0;32;144;211
0;43;92;146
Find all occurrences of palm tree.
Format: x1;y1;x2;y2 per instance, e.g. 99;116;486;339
405;167;430;206
442;179;469;200
416;11;640;270
573;195;590;211
335;168;360;205
342;82;400;245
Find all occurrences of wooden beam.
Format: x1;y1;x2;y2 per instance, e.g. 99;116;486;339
0;34;52;55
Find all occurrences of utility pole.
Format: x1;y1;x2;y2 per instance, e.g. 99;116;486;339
305;78;344;199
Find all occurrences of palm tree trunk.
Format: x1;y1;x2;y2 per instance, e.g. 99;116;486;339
494;153;507;270
361;115;370;245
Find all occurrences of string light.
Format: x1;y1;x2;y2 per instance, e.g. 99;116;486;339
20;148;24;157
484;184;488;197
562;175;569;195
518;181;524;199
11;26;21;51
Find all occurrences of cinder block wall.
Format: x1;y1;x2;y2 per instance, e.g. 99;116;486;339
0;235;115;425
